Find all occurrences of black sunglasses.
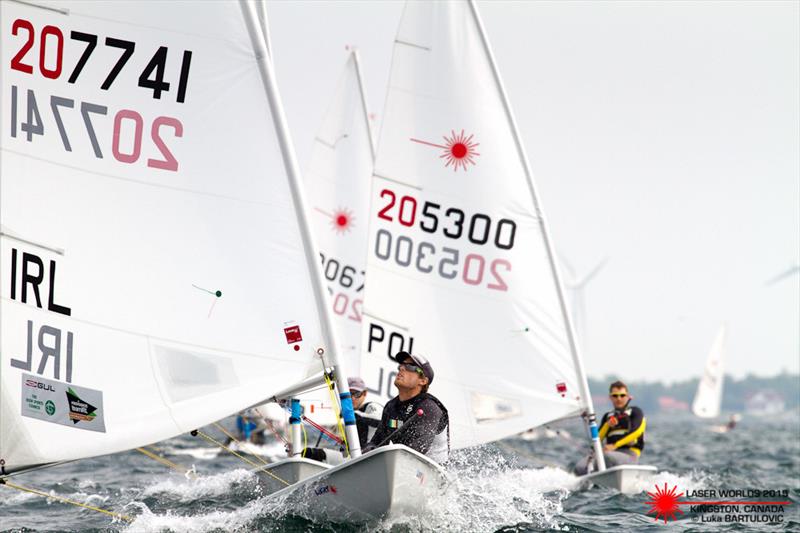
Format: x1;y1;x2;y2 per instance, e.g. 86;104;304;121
350;390;365;398
398;363;424;375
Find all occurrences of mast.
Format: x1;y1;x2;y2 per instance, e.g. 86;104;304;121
239;0;362;458
350;49;377;159
255;0;273;57
467;0;606;471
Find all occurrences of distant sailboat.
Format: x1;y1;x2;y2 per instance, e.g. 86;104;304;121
0;0;359;479
304;49;376;375
692;325;727;418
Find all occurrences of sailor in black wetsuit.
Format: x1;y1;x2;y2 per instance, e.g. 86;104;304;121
364;351;449;463
574;380;646;475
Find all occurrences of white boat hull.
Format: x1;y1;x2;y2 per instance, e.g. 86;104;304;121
266;444;448;522
580;464;658;494
252;457;331;495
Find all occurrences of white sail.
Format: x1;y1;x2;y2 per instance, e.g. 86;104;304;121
692;325;726;418
0;1;331;472
360;1;586;450
303;51;375;374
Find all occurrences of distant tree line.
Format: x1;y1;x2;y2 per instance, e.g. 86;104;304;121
588;372;800;413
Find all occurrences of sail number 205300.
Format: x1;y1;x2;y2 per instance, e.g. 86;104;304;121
377;189;517;251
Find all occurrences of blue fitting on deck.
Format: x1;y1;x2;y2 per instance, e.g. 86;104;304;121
589;421;599;439
339;392;356;426
289;399;301;425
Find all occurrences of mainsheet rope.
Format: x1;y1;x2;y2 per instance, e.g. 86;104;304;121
0;479;133;523
323;372;350;457
192;428;289;486
136;447;197;478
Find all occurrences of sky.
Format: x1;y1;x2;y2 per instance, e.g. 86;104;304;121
266;1;799;382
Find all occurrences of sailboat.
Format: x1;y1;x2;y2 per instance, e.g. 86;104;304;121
692;325;726;419
0;0;361;489
261;0;656;518
302;49;376;377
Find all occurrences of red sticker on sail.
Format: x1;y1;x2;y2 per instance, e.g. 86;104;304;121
410;129;480;172
284;325;302;344
556;382;567;396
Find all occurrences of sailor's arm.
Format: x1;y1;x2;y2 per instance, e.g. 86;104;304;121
611;408;646;449
598;413;610;443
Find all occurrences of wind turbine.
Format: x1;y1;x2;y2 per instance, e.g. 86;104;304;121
560;255;609;351
765;265;800;286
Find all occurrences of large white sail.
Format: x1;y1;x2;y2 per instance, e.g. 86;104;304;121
692;325;726;418
0;1;332;472
360;1;587;450
304;51;375;374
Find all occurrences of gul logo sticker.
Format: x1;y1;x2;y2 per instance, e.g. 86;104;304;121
20;374;106;433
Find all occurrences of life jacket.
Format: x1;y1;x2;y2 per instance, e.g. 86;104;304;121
355;401;383;447
420;393;450;463
602;405;646;453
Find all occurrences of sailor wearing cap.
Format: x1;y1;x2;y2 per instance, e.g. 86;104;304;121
364;351;450;463
347;376;383;447
302;376;384;464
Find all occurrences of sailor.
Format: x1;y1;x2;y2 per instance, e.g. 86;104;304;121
363;351;450;463
348;376;383;447
302;376;383;463
574;380;646;475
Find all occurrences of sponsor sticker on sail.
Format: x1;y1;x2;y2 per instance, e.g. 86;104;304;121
20;374;106;432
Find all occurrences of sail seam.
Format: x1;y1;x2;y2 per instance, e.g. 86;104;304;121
1;148;280;207
395;39;431;51
372;173;422;190
0;297;301;363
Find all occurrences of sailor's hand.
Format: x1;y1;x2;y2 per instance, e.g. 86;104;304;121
302;447;327;462
604;444;614;452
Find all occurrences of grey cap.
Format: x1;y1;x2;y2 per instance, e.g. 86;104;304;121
393;351;434;385
347;377;367;392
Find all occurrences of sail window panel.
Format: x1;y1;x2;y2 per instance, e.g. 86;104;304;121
470;391;522;423
154;346;238;404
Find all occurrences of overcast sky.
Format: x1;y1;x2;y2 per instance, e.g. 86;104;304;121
266;1;799;382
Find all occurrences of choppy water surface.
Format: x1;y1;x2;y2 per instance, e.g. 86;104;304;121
2;411;798;532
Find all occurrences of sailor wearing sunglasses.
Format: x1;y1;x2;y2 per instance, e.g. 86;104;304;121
363;351;450;463
574;380;646;475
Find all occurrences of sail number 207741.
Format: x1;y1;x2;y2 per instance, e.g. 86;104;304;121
6;19;189;172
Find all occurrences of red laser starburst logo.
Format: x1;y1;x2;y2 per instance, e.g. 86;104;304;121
315;207;355;235
410;129;480;172
646;483;685;523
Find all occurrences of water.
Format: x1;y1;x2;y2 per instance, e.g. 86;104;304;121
2;411;798;532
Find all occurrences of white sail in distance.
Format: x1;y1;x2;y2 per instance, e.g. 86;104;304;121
692;325;726;418
304;51;375;374
0;0;331;473
360;0;588;450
